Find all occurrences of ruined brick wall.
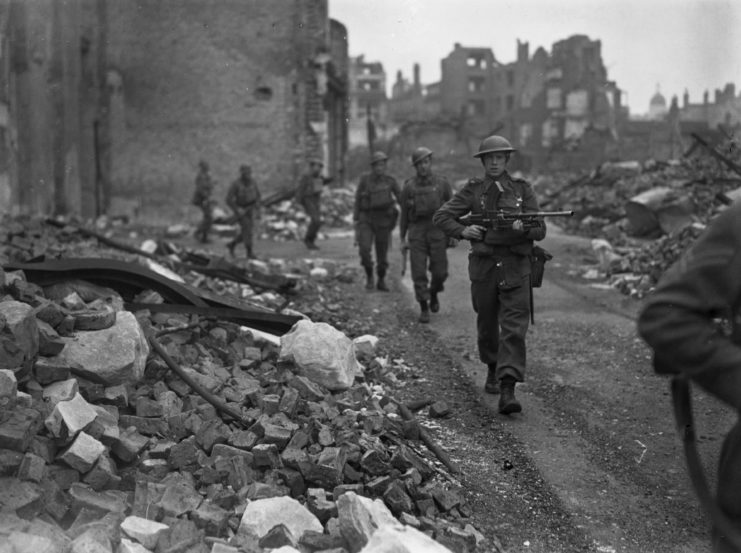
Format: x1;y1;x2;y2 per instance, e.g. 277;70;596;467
105;0;331;214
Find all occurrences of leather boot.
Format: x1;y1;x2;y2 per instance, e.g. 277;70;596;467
418;301;430;323
498;376;522;414
484;365;499;394
430;291;440;313
365;267;374;290
376;269;389;291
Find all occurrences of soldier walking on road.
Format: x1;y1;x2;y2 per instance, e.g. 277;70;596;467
399;147;453;323
192;160;215;243
638;199;741;553
225;164;261;259
433;135;546;415
295;158;330;250
354;151;401;291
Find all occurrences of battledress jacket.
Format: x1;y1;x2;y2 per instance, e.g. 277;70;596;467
433;172;546;257
637;200;741;380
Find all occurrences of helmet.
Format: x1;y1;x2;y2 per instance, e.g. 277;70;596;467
473;135;516;158
411;147;433;166
370;151;388;164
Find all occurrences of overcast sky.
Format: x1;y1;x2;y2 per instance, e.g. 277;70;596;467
329;0;741;115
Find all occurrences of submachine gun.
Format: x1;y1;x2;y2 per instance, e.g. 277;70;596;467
458;210;574;230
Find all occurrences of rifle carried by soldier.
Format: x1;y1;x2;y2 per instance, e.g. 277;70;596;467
457;210;574;230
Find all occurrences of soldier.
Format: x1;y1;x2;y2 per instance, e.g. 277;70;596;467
354;151;401;291
295;157;330;250
433;135;546;415
225;164;261;259
638;200;741;553
192;160;214;243
399;147;453;323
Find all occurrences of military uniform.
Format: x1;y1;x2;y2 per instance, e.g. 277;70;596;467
399;172;453;310
433;172;546;387
295;170;327;249
226;170;261;258
638;200;741;553
354;171;401;290
192;166;214;243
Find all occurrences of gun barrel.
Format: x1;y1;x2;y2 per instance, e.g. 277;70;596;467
517;211;574;217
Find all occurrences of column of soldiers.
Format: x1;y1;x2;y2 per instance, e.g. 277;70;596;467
353;135;546;416
192;161;262;259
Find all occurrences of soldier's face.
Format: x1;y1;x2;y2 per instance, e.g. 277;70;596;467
415;157;431;177
482;153;508;177
371;161;386;176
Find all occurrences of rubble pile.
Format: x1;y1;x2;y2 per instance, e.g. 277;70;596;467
0;218;489;553
235;188;355;243
538;134;741;297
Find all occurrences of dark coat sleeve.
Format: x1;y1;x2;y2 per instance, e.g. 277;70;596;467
637;204;741;379
432;181;477;239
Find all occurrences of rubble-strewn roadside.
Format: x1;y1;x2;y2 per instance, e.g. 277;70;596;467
0;217;493;553
535;133;741;297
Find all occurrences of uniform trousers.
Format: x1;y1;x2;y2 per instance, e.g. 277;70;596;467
408;219;448;302
469;254;531;382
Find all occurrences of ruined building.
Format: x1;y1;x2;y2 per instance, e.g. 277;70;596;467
347;55;388;149
0;0;348;218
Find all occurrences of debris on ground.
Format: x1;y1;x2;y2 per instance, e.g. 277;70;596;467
0;217;493;553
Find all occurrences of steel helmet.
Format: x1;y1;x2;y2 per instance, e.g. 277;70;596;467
411;147;433;166
370;151;388;164
473;135;516;158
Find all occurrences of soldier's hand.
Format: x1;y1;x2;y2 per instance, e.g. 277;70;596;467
461;225;486;241
512;219;524;232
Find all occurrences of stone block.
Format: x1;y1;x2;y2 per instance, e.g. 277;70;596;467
262;423;292;450
0;406;42;452
382;480;414;517
102;384;128;408
252;443;283;469
0;300;39;378
110;427;149;463
0;447;24;475
83;454;120;491
156;478;203;518
195;419;231;453
118;539;151;553
135;396;163;418
429;400;451;419
0;477;43;519
32;358;70;385
278;386;299;418
238;496;322;540
120;516;170;549
68;482;129;516
190;502;230;537
168;435;200;469
36;320;66;357
211;443;254;463
119;415;169;437
17;452;46;482
261;394;280;415
86;404;120;445
227;430;258;450
0;369;18;419
7;532;58;553
42;378;78;406
58;431;106;473
45;392;98;440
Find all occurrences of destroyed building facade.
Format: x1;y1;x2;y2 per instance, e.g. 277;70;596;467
0;0;349;219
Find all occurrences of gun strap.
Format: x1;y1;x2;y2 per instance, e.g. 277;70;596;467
529;275;535;325
672;376;741;550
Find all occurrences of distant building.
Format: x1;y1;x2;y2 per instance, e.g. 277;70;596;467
348;55;389;149
388;64;439;123
648;87;668;120
680;83;741;128
440;44;498;134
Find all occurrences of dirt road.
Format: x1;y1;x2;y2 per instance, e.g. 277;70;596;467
246;224;734;553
